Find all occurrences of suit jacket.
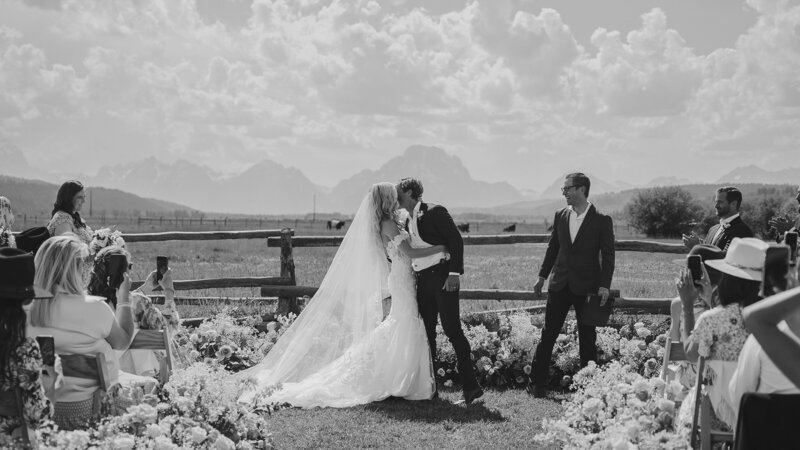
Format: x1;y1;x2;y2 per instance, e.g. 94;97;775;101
406;203;464;274
538;204;615;295
704;216;753;251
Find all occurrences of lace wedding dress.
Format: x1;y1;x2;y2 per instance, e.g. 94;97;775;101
238;192;434;408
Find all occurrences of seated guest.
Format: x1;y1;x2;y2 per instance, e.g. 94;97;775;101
0;196;15;248
87;245;131;309
46;181;93;245
670;244;725;341
683;186;754;252
679;237;767;430
0;248;55;441
27;235;136;429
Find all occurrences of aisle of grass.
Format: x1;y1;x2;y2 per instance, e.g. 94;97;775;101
266;387;566;449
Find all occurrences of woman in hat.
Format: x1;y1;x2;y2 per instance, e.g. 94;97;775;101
28;235;137;430
0;196;15;248
677;237;768;430
0;247;54;442
47;180;93;245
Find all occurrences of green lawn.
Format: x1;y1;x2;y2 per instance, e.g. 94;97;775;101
266;387;565;449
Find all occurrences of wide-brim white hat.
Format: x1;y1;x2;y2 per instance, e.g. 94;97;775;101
705;237;769;281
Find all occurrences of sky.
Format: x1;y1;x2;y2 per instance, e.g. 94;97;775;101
1;0;799;192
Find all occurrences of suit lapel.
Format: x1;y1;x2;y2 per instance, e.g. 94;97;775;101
415;203;428;237
560;208;572;249
572;204;595;246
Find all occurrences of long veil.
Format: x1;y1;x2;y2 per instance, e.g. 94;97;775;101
239;191;389;399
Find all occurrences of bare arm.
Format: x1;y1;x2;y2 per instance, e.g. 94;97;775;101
677;268;700;362
743;286;800;389
105;273;135;350
381;220;446;258
52;222;73;236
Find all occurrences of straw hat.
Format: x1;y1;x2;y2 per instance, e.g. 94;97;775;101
705;237;769;281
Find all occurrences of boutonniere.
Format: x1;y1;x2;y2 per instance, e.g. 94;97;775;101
416;209;425;220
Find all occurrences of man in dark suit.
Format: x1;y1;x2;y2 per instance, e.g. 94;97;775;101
683;186;753;252
397;177;482;404
529;172;615;397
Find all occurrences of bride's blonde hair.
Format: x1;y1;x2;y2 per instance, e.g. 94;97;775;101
370;182;400;234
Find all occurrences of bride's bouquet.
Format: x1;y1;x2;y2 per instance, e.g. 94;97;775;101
89;227;126;255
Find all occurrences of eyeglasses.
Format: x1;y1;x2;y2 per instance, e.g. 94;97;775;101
561;185;581;194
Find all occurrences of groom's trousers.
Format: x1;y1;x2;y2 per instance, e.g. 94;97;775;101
415;263;480;392
531;286;597;386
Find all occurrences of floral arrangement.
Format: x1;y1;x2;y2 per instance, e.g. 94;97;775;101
174;312;296;373
89;227;126;255
435;313;669;390
34;363;274;449
533;361;690;449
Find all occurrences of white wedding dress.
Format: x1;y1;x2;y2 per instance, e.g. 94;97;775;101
238;193;434;408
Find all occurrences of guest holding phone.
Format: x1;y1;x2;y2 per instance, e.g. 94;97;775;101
0;248;55;442
87;245;131;309
0;197;15;249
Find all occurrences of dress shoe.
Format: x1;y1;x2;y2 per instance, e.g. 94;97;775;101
527;384;546;398
464;387;484;404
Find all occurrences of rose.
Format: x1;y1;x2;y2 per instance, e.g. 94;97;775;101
146;424;167;438
189;350;201;361
656;398;675;414
437;368;446;377
581;397;603;416
190;333;200;344
190;427;208;444
216;345;234;360
113;435;136;450
523;365;532;375
635;327;651;338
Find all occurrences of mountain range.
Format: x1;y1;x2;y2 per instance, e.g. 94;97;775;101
2;141;798;215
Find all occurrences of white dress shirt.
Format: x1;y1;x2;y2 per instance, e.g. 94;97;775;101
568;203;591;243
711;213;740;244
729;322;800;418
409;202;459;276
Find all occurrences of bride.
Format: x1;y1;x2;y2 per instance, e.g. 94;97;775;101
239;182;449;408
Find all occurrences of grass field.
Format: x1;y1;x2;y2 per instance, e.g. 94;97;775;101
117;219;681;319
266;386;566;449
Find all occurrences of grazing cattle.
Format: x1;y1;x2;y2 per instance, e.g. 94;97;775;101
503;223;516;233
456;222;470;233
335;220;347;230
327;219;347;230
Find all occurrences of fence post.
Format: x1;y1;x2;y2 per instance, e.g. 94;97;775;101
275;228;299;316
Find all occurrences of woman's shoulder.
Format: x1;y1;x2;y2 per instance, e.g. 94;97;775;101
47;210;74;231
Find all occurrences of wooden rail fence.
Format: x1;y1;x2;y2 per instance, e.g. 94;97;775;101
106;229;682;316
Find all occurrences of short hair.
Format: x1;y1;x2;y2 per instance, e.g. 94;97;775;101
716;186;743;209
398;177;424;201
565;172;591;197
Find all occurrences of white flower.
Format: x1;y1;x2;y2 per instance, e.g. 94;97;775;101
581;398;603;416
444;380;453;388
146;424;166;438
190;333;200;343
189;350;201;361
625;420;641;439
437;368;446;377
154;436;178;450
214;435;236;450
523;365;532;375
113;434;136;450
611;438;634;450
205;330;219;340
656;398;676;414
190;427;208;444
635;327;651;338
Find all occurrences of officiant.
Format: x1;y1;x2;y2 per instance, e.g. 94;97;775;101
529;172;616;398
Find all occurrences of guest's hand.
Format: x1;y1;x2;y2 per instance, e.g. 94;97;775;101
442;274;459;292
158;268;174;291
116;272;132;305
768;216;793;235
682;233;700;249
598;287;611;306
534;277;545;297
696;265;715;308
676;268;697;308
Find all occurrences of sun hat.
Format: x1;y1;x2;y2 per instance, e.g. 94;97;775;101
671;244;726;266
0;247;52;299
705;237;769;281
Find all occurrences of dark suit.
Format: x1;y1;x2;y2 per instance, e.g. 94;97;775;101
531;204;615;386
704;215;753;251
408;203;479;393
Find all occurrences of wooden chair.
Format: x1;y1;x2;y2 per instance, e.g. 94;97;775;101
128;328;173;384
690;357;734;449
0;387;37;449
660;341;688;383
59;353;110;420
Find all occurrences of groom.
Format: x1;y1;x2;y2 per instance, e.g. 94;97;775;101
397;177;483;404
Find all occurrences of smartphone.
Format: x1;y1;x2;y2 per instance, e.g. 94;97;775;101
785;232;798;264
35;335;55;367
763;245;791;297
107;254;128;290
156;256;169;283
687;255;703;281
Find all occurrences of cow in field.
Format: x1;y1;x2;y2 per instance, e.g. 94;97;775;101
327;219;347;230
457;222;470;233
503;223;516;232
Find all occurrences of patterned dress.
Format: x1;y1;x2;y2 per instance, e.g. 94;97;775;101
0;338;53;436
47;211;93;245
